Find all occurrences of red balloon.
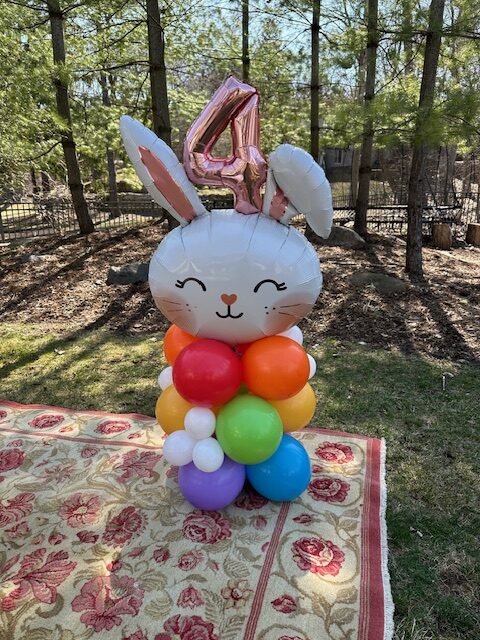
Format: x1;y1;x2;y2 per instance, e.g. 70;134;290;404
173;339;243;407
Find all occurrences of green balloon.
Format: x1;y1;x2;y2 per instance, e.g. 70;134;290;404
216;395;283;464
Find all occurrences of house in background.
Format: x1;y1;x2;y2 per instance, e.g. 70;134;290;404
324;147;381;183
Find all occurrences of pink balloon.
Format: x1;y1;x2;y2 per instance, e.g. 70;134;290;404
183;76;267;215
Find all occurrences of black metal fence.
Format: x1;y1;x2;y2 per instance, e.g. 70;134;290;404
0;189;477;242
0;196;160;242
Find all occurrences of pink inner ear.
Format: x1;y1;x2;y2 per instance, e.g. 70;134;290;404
269;186;289;220
139;146;196;222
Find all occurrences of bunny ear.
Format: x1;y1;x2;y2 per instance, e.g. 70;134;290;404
120;116;207;226
262;144;333;238
262;166;300;222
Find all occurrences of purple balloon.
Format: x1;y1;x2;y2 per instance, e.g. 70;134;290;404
178;456;246;511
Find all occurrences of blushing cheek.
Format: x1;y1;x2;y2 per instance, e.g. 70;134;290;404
264;296;313;334
265;310;296;334
155;292;197;333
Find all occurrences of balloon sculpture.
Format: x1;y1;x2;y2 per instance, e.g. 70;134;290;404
120;76;333;510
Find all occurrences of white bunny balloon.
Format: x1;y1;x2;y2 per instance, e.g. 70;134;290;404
119;76;333;346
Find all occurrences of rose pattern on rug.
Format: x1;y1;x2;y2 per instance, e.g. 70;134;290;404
0;447;25;473
182;510;232;544
0;401;387;640
71;574;144;631
291;537;345;576
271;594;297;614
1;548;76;611
315;441;354;464
308;477;350;503
95;419;131;435
102;505;145;546
58;492;102;528
28;414;65;430
155;614;219;640
221;579;253;609
177;586;204;609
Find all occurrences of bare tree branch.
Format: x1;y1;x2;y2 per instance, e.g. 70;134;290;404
26;141;62;162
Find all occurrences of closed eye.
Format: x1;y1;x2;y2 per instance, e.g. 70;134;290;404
254;279;287;293
175;277;206;291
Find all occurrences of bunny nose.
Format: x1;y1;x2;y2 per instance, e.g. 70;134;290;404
221;293;237;306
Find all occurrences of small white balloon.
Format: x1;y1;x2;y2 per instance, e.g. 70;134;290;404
184;407;216;440
279;325;303;345
157;366;173;390
163;430;195;466
308;354;317;379
192;438;224;473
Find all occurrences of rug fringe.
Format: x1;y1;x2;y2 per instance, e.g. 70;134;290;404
380;438;395;639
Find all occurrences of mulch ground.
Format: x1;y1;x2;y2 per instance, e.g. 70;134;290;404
1;222;479;363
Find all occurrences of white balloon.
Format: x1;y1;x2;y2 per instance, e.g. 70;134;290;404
264;144;333;239
308;354;317;379
121;111;333;346
163;430;195;467
184;407;216;440
279;325;303;345
149;212;323;345
192;438;224;473
157;366;173;390
119;116;207;226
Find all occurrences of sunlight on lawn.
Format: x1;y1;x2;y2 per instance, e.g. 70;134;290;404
0;322;479;639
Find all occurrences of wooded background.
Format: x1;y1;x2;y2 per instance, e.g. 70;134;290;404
1;0;479;276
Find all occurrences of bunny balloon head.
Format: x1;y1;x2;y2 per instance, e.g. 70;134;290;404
120;76;333;345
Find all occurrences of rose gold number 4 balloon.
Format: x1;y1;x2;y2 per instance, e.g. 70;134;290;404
183;76;267;215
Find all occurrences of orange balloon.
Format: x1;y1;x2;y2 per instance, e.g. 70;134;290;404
243;336;310;400
163;325;198;365
270;383;317;432
212;404;222;417
155;385;193;434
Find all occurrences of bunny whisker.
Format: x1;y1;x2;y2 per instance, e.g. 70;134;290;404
159;298;183;305
280;304;303;308
278;311;297;318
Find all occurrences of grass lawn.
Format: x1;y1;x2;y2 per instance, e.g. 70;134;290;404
0;322;478;640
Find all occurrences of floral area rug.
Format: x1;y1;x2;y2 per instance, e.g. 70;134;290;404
0;400;393;640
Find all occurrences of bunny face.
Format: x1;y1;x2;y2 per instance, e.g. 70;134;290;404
149;210;322;345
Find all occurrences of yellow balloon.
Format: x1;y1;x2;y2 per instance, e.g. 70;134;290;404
155;385;193;434
270;383;317;432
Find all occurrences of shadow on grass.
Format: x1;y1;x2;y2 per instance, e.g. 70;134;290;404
0;325;160;415
0;320;478;639
0;227;141;317
321;242;479;364
0;283;140;382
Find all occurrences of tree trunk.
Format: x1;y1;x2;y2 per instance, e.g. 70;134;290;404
46;0;94;235
145;0;176;230
402;0;415;73
351;50;366;206
242;0;250;82
466;223;480;246
432;223;451;249
354;0;379;237
406;0;446;277
310;1;320;163
461;152;473;197
146;0;171;147
99;72;119;218
439;144;456;204
30;167;39;194
41;171;51;194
